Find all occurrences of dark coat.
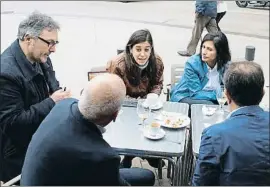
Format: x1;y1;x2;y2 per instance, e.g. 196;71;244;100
0;39;60;182
21;98;128;186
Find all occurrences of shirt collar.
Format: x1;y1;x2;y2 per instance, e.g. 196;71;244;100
206;63;218;72
226;106;249;119
96;125;106;134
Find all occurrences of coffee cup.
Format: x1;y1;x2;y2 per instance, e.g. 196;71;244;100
149;122;161;136
146;93;159;108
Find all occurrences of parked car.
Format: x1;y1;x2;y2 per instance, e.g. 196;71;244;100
120;1;137;2
236;1;269;8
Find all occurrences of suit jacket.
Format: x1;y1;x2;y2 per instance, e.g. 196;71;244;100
192;106;270;185
0;39;60;182
21;98;128;186
170;54;229;102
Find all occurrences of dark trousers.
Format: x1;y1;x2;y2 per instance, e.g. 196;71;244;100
121;156;162;169
2;169;155;186
216;11;226;31
120;168;155;186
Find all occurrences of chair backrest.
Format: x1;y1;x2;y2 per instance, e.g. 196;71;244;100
2;174;21;186
87;66;107;81
117;49;124;55
87;49;124;81
171;63;185;87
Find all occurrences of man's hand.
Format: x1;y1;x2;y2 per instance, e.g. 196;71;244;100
50;89;71;103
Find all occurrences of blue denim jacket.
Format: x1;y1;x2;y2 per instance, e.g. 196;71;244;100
170;54;228;102
196;0;217;18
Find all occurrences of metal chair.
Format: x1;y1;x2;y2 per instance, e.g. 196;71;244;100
87;66;107;81
2;174;21;186
87;49;123;82
117;49;124;55
164;63;185;101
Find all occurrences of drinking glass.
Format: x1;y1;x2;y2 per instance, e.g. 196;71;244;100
137;99;149;129
216;85;226;113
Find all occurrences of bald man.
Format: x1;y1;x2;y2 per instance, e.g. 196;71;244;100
21;74;155;186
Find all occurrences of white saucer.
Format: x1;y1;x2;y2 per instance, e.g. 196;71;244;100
202;106;217;116
143;101;163;110
143;129;166;140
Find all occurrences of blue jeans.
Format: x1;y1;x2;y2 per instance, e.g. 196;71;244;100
120;168;155;186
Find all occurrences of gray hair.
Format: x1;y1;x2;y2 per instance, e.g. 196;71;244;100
78;74;126;122
17;11;60;40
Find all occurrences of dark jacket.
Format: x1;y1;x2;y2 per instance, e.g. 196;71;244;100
196;0;217;18
192;106;270;185
21;98;128;186
0;39;60;182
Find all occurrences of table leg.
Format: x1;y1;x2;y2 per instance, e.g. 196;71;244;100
172;156;183;186
158;159;162;179
167;161;171;178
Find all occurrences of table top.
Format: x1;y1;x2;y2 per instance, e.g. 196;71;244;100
191;104;229;156
103;102;189;157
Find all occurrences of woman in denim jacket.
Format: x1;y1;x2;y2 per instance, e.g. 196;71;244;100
170;31;231;105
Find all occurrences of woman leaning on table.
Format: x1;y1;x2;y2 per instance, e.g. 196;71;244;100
170;31;231;105
106;29;165;169
106;29;164;99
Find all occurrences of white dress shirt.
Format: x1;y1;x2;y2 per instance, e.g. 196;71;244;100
97;124;106;134
226;106;249;119
203;63;220;91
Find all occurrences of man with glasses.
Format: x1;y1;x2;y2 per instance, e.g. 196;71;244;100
0;11;70;183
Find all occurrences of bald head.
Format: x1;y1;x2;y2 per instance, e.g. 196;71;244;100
78;73;126;125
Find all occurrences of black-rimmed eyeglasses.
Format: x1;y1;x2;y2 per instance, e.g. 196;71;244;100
38;36;59;47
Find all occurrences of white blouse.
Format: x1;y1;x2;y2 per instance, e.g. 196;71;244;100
203;63;220;91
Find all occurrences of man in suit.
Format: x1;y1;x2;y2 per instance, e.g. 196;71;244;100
21;74;155;186
192;61;270;185
0;12;70;182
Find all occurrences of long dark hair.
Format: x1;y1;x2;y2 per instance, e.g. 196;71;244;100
199;31;231;70
124;29;157;86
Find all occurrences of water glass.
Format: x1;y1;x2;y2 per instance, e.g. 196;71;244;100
137;99;149;129
216;85;226;113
